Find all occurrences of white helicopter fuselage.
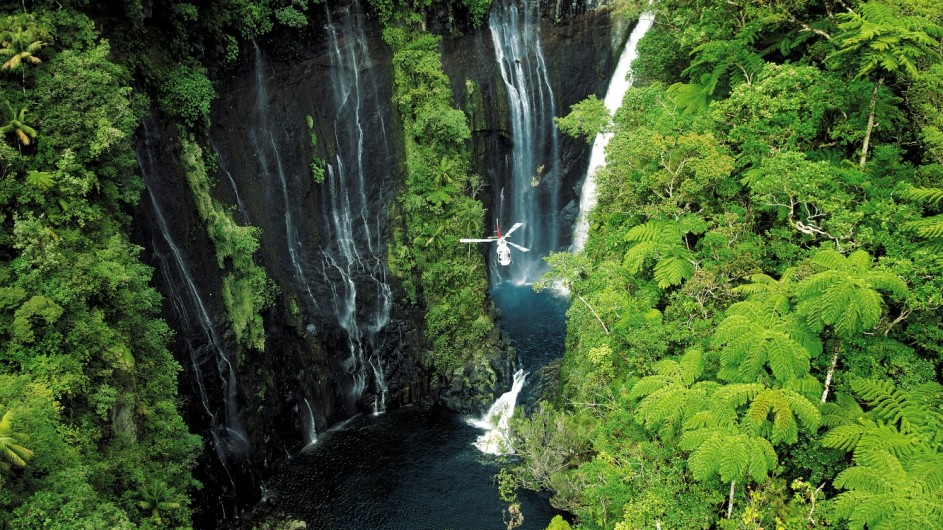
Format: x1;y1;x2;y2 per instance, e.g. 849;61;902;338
459;221;527;267
495;239;512;266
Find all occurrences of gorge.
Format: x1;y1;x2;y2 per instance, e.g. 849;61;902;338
130;0;636;524
5;0;943;528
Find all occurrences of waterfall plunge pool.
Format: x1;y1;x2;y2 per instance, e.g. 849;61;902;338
242;283;569;529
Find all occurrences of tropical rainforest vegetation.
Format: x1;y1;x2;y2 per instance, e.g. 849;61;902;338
506;0;943;528
0;0;498;526
1;0;941;527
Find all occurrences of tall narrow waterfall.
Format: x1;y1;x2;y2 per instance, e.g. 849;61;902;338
572;13;655;252
489;0;561;284
137;121;249;499
321;2;393;414
249;42;319;308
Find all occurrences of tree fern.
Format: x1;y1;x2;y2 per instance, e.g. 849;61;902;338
712;301;819;386
903;186;943;263
744;388;821;445
681;426;778;484
797;249;907;337
623;219;697;288
630;350;713;440
905;187;943;205
824;379;943;529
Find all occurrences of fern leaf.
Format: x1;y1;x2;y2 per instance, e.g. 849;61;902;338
903;186;943;205
718;435;749;483
809;249;849;270
625;221;669;242
852;378;929;434
653;255;694;288
835;464;896;494
628;375;670;400
907;214;943;238
25;170;55;191
623;240;659;273
822;422;869;452
748;436;777;482
679;348;704;386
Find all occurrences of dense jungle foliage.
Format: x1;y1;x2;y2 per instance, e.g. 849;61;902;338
0;5;204;528
0;0;497;526
382;17;500;385
506;0;943;529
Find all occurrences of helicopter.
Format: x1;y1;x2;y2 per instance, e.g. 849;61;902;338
460;221;529;266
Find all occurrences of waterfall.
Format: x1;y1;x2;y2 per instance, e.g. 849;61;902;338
136;121;249;497
320;2;392;414
489;0;561;284
249;42;319;309
469;369;527;454
572;13;655;252
212;143;251;224
302;398;318;446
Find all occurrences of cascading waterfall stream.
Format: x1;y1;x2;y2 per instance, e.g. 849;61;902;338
212;142;251;224
136;122;249;498
572;13;655;252
469;369;528;454
319;3;393;415
489;0;561;284
249;42;319;309
303;398;318;446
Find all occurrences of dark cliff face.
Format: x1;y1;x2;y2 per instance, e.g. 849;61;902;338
131;1;630;524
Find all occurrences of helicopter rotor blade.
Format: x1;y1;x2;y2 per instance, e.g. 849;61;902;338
507;241;530;252
503;222;523;238
459;238;497;244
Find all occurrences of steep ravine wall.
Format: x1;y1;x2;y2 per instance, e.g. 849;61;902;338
131;1;630;524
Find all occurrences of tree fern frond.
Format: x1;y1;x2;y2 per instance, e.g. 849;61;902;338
908;452;943;491
712;383;763;411
903;186;943;205
679;348;704;386
625;221;672;242
685;431;724;480
628;375;671;400
822;422;869;452
865;271;908;298
906;214;943;238
852;378;930;434
653;358;684;379
809;249;849;270
835;464;897;494
718;435;749;483
847;250;873;271
784;375;824;401
623;239;659;273
653;254;694;288
748;436;777;482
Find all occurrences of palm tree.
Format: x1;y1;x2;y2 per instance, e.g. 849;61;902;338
828;2;943;167
795;249;908;402
0;25;45;71
0;101;36;147
0;14;50;89
0;409;33;484
137;479;181;524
